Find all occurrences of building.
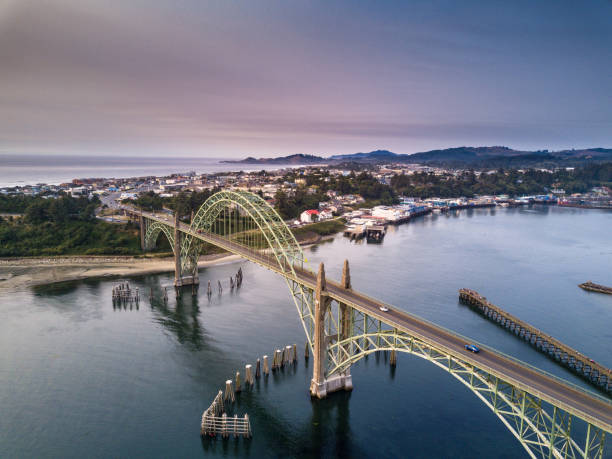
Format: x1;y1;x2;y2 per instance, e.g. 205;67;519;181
300;209;319;223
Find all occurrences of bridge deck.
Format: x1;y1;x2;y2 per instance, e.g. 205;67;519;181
138;209;612;433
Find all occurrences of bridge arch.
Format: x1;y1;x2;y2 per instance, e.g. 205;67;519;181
180;191;316;344
183;190;305;275
144;219;175;252
324;327;607;458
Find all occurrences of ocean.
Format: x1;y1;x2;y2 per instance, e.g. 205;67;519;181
0;154;290;187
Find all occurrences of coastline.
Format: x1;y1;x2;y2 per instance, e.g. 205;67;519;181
0;253;242;292
0;234;335;292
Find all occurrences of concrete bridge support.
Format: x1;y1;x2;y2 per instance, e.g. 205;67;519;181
173;212;199;290
310;261;353;399
139;214;146;252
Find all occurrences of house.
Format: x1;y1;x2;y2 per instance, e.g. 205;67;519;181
319;209;333;220
300;209;319;223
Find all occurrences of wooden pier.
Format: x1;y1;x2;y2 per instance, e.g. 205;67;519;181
343;225;366;240
459;288;612;393
579;281;612;295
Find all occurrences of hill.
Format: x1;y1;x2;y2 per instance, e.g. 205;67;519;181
224;147;612;168
221;153;326;165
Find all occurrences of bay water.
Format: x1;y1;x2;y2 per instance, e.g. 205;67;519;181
1;206;611;458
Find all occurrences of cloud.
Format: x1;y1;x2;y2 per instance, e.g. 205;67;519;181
0;0;611;156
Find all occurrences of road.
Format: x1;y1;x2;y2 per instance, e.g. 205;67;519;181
134;207;612;433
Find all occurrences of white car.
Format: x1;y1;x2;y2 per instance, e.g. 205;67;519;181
379;306;389;312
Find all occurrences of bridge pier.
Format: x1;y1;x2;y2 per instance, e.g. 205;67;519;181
139;213;146;252
310;261;353;399
173;211;199;290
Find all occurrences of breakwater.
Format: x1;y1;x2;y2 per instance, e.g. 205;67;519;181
579;281;612;295
459;288;612;394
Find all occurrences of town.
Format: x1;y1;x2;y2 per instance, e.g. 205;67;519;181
1;162;610;251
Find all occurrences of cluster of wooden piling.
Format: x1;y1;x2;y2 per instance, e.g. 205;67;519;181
206;267;244;299
231;344;299;392
200;390;251;438
201;342;301;439
271;344;298;370
147;287;170;304
112;282;139;306
175;282;199;299
459;288;612;393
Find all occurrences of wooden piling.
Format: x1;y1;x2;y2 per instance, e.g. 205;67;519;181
284;345;292;366
235;371;241;392
224;380;235;403
292;344;298;363
255;359;261;379
390;349;397;367
245;364;254;387
263;355;269;375
304;342;309;360
273;349;282;370
222;413;228;438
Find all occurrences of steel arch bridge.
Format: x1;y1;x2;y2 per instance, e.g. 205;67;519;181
133;191;611;458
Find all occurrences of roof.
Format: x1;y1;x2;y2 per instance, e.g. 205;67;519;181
303;209;319;215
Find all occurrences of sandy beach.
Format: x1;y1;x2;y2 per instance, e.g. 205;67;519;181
0;233;335;292
0;253;242;292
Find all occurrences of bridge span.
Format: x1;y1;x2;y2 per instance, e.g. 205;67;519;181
122;190;611;458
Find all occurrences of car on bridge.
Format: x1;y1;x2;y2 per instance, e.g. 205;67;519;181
379;306;389;312
464;344;480;353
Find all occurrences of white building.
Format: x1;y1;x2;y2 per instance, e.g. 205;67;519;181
371;205;401;222
300;209;319;223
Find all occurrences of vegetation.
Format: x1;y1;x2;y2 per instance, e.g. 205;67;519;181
293;218;346;237
274;188;329;220
129;189;221;215
291;218;346;243
0;195;141;256
0;194;41;214
275;170;398;219
390;163;612;198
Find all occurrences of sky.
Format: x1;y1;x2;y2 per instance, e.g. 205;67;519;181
0;0;611;158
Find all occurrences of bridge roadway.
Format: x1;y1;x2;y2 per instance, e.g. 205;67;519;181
139;209;612;433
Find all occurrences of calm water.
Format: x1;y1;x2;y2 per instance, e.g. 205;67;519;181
1;206;611;458
0;154;294;187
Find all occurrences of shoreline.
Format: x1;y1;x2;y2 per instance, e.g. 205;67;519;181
0;253;242;292
0;235;335;292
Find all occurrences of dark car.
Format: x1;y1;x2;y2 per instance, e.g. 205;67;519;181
464;344;480;353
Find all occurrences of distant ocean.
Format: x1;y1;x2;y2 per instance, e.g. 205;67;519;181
0;154;289;187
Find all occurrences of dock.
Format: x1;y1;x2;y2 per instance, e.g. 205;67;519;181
579;281;612;295
459;288;612;393
343;225;366;240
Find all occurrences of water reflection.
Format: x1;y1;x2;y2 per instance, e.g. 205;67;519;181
148;284;206;351
32;279;81;297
